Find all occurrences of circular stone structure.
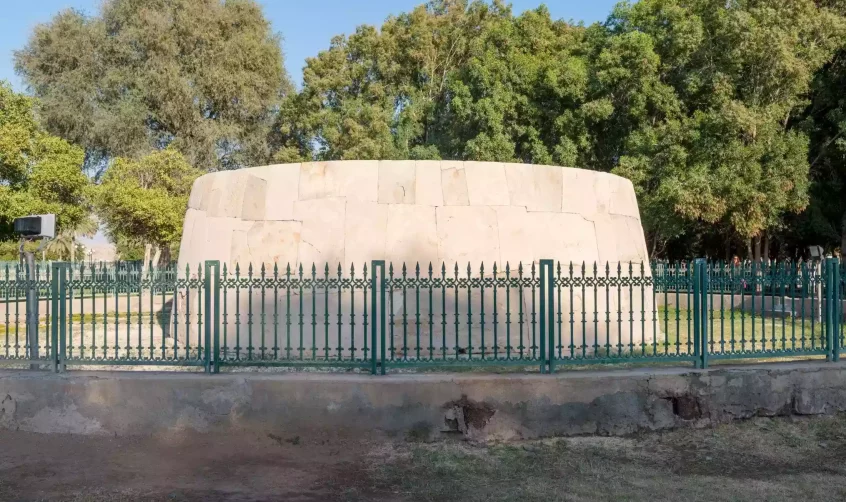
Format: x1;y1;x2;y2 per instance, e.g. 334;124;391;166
177;160;655;357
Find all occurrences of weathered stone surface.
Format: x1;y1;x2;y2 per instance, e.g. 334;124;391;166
207;170;247;218
240;175;267;220
531;165;563;212
345;202;388;266
386;205;439;265
464;162;510;206
503;162;534;208
414;161;444;206
441;162;469;206
188;174;214;210
299;161;378;202
378;160;416;204
231;221;302;268
252;163;300;220
436;206;500;268
5;363;846;440
177;160;654;349
293;198;346;266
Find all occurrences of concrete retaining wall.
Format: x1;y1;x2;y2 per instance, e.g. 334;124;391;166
1;363;846;440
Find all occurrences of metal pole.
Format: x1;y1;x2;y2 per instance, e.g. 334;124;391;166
817;259;823;324
24;250;39;368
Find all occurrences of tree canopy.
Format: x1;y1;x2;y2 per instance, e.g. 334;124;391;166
15;0;292;172
9;0;846;260
275;0;846;259
95;148;202;263
0;81;89;241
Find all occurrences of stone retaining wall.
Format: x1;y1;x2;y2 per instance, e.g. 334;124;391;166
1;362;844;440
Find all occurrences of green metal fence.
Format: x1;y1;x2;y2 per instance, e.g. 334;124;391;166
0;258;842;373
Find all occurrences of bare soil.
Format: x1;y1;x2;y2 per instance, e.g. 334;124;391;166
3;415;846;501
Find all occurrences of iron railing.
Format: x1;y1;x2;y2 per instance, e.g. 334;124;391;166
0;258;841;373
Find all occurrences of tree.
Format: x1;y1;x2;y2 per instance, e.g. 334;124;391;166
15;0;292;172
800;47;846;258
275;0;513;161
95;148;202;268
0;81;90;242
45;216;98;262
604;0;845;258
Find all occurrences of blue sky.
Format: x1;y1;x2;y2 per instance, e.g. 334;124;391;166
1;0;620;91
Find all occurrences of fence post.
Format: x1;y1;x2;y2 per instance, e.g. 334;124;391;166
50;262;65;372
698;259;709;369
538;261;547;373
371;261;386;375
827;257;840;362
539;260;555;373
832;258;834;361
692;260;701;368
204;261;220;374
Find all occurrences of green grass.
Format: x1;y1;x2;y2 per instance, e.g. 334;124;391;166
0;310;172;337
659;307;827;354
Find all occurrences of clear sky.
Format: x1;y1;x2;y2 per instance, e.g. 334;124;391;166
0;0;620;91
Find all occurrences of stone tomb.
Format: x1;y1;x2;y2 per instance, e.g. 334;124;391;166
176;161;656;359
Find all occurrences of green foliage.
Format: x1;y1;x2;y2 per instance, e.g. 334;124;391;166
15;0;292;172
11;0;846;258
95;149;202;255
0;81;90;241
274;0;846;257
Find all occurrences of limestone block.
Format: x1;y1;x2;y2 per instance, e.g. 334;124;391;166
592;172;614;215
531;165;563;212
385;205;439;266
494;206;535;267
561;169;599;216
503;163;563;212
530;213;598;264
464;162;510;206
378;160;416;204
299;161;378;202
231;221;302;269
609;178;640;219
615;215;649;263
202;216;240;265
178;209;203;267
207;171;248;218
415;161;444;206
592;214;619;265
436;206;500;269
240;175;267;220
188;174;214;210
441;162;469;206
179;161;655;353
503;163;535;208
293;198;346;267
495;208;597;266
251;163;300;220
344;201;389;266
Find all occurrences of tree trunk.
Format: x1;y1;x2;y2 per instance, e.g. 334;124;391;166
725;237;731;261
160;245;172;266
762;232;770;262
747;238;753;261
151;245;161;269
142;243;152;279
70;240;75;263
753;236;762;262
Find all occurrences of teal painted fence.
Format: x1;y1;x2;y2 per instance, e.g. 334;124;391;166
0;258;841;373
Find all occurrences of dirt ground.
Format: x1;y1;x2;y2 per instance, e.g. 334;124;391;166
3;415;846;501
